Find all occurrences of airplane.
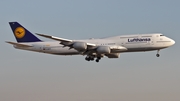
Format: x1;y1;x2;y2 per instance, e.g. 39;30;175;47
6;22;175;62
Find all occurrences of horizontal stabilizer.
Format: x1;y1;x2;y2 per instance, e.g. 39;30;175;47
6;41;32;47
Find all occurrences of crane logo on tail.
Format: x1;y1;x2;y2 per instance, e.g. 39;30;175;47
14;27;25;38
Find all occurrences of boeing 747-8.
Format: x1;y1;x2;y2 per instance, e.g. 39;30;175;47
6;22;175;62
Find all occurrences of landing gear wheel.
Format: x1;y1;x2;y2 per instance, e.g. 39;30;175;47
97;57;101;60
156;50;160;57
85;56;95;61
91;58;94;61
96;59;99;62
85;57;90;61
156;54;160;57
95;57;101;62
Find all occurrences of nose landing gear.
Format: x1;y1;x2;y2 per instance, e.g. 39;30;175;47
156;54;160;57
156;50;160;57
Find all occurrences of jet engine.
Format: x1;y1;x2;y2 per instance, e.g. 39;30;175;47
96;46;111;54
73;42;87;51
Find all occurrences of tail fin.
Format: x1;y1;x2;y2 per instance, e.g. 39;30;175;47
9;22;42;42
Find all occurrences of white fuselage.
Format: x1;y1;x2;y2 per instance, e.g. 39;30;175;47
14;33;175;55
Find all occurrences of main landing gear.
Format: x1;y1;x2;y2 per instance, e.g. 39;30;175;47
95;57;101;62
85;56;94;61
85;56;101;62
156;50;160;57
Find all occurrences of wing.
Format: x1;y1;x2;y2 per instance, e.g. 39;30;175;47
36;33;72;43
6;41;33;47
36;33;127;51
36;33;96;47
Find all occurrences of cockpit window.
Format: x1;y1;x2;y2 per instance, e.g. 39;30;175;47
160;35;164;36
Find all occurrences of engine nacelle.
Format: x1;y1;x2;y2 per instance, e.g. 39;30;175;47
106;53;120;58
73;42;87;51
96;46;111;54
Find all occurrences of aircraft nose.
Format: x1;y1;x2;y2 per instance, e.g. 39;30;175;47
171;39;175;46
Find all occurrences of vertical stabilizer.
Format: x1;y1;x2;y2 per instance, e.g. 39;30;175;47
9;22;42;42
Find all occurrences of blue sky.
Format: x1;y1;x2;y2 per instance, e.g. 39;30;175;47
0;0;180;101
